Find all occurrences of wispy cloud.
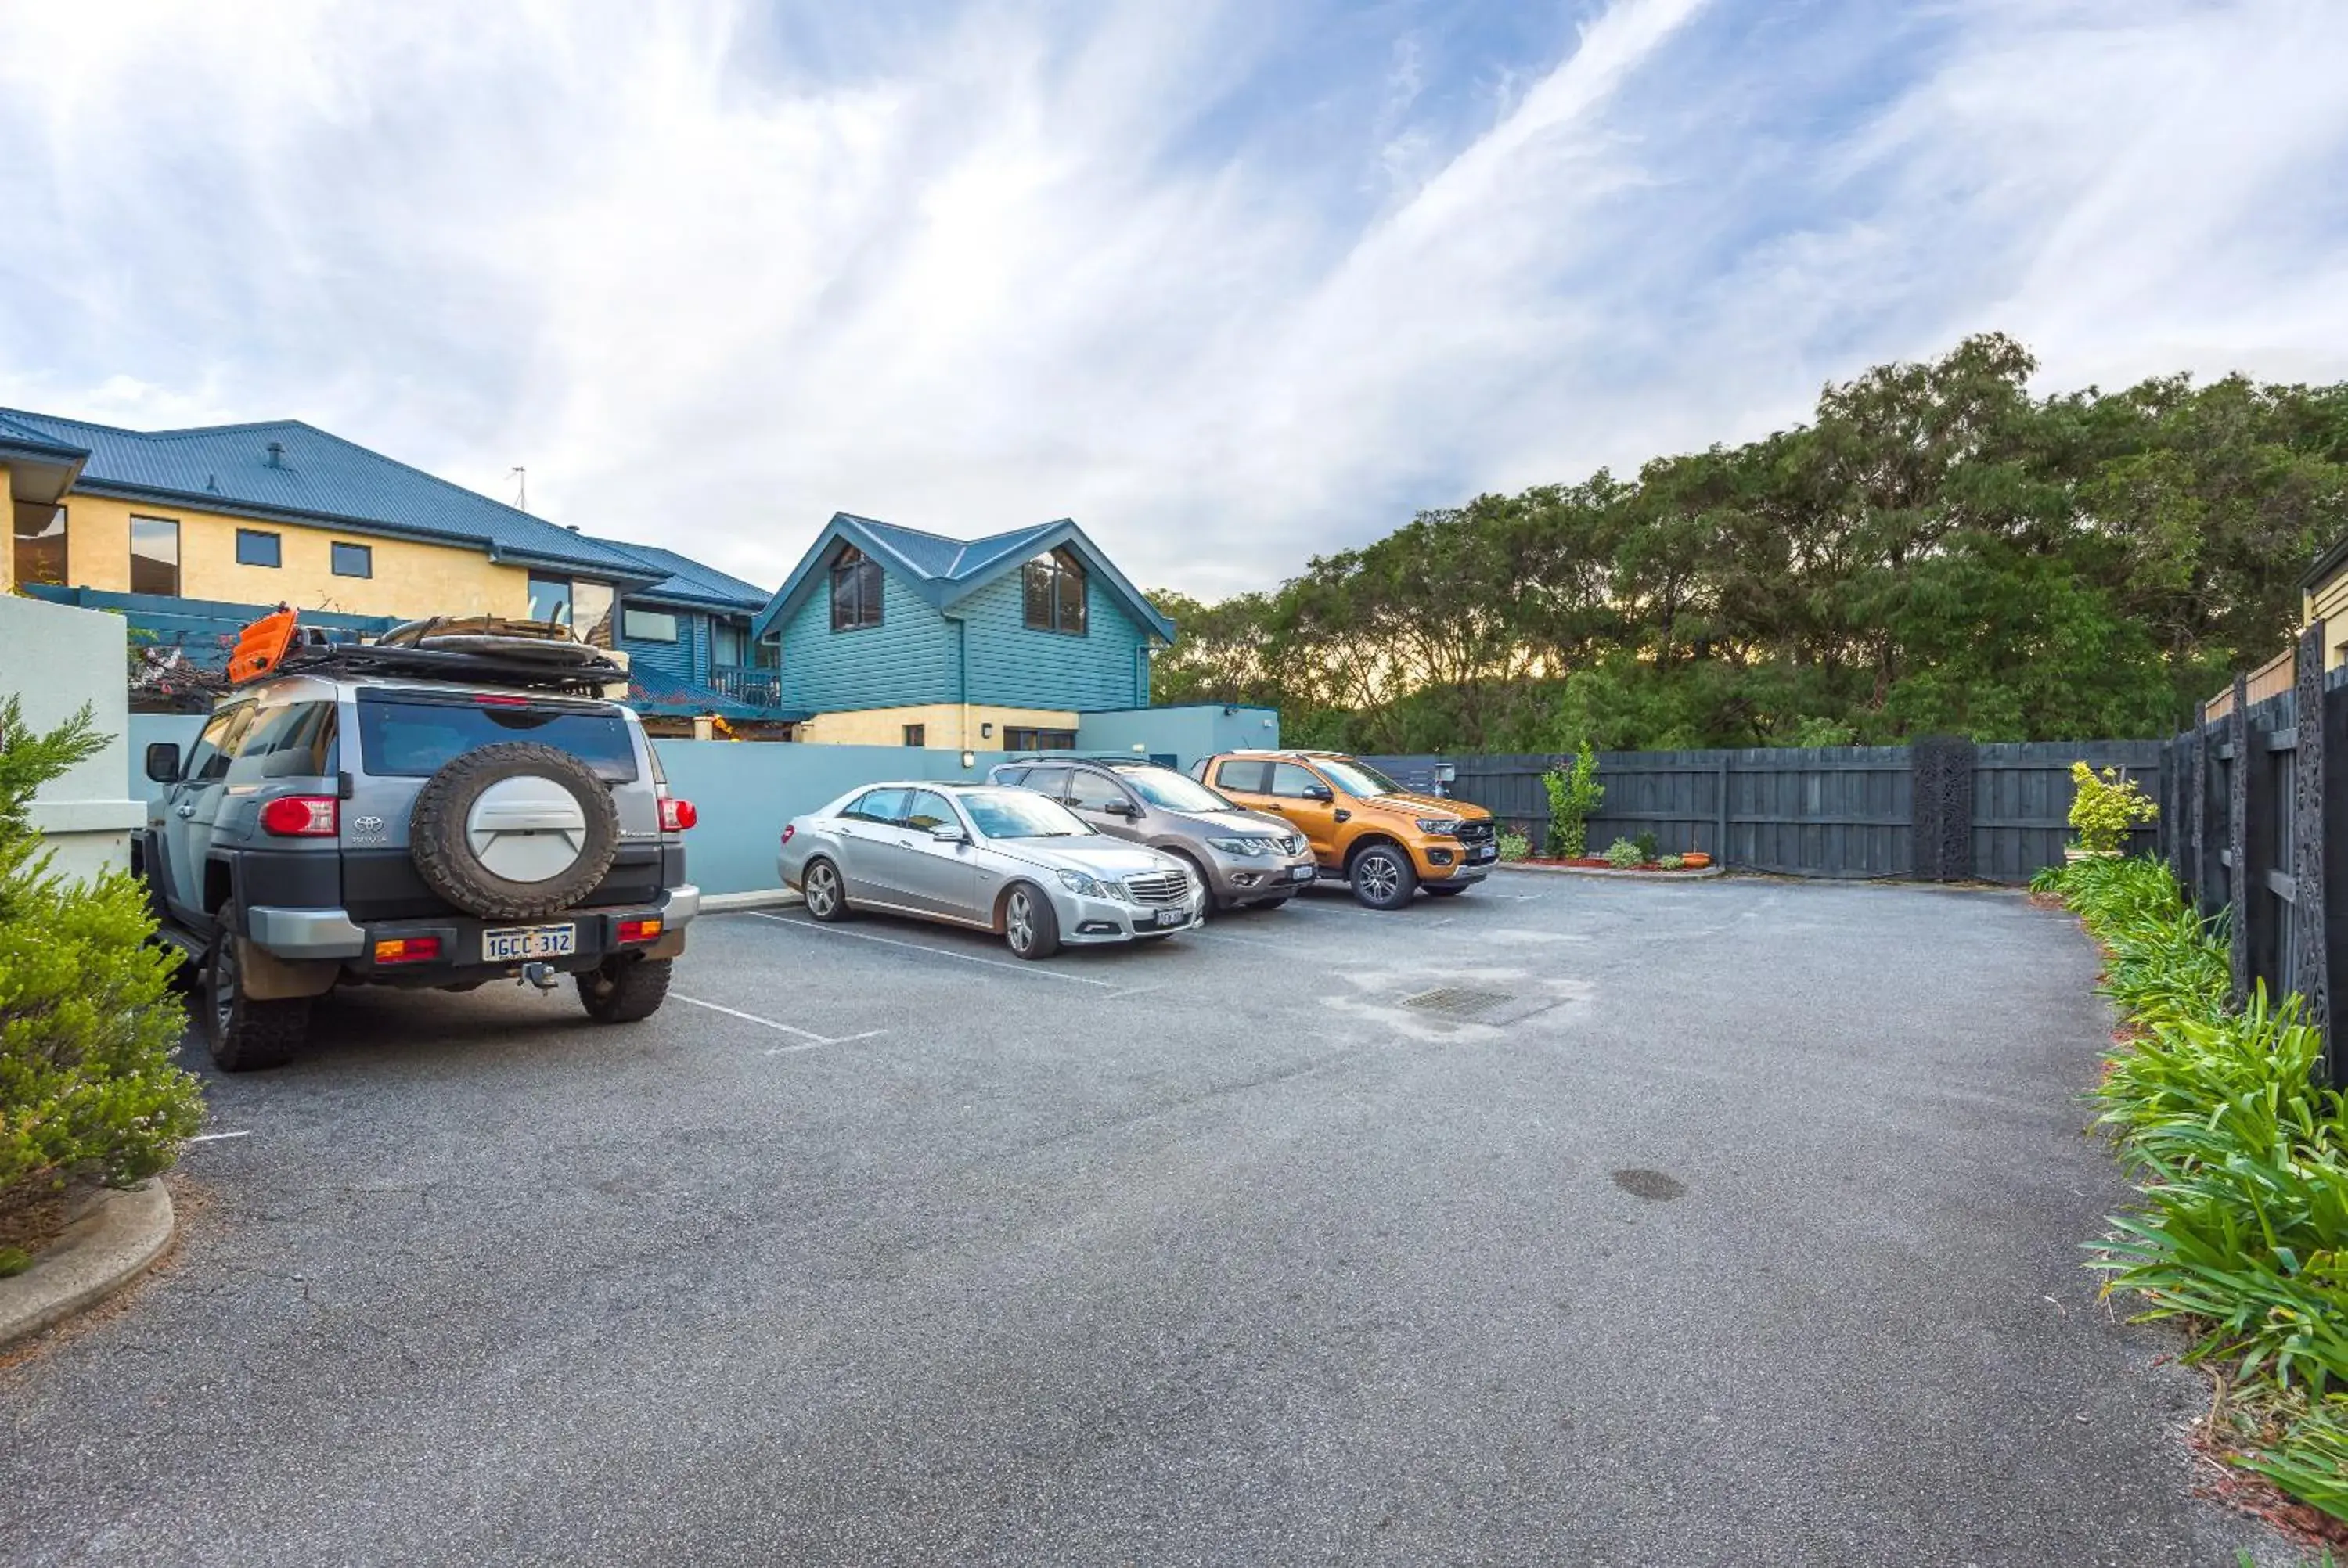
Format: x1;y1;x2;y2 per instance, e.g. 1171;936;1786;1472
2;0;2343;599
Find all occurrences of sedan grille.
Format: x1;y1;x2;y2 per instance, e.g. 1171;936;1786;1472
1123;869;1192;906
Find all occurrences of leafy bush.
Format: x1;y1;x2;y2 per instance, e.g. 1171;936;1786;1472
1656;854;1686;871
2069;761;2159;853
2042;854;2348;1523
1603;838;1643;869
0;697;202;1265
1496;829;1532;862
1632;830;1658;862
1541;747;1604;859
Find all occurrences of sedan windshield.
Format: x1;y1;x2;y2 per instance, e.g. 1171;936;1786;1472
960;789;1093;840
1316;757;1402;797
1115;767;1233;815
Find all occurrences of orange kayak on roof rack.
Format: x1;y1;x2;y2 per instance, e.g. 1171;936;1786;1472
226;605;301;685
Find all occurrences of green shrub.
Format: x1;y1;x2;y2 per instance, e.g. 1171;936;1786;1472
2042;854;2348;1523
1656;854;1686;871
1541;747;1604;859
1632;830;1658;862
0;697;203;1235
2069;761;2159;853
1603;838;1643;869
1496;829;1532;862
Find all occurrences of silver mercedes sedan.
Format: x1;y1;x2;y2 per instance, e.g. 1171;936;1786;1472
776;782;1208;959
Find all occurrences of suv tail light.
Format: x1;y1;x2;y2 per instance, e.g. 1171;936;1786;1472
659;796;697;832
259;795;339;837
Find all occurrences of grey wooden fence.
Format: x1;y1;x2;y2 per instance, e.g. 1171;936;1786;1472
2163;621;2343;1089
1359;739;2163;883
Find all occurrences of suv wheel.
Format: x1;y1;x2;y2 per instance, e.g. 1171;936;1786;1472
578;956;672;1023
1349;843;1418;910
203;904;311;1072
801;857;850;922
1002;883;1061;960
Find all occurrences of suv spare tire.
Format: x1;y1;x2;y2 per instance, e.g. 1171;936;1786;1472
409;742;621;920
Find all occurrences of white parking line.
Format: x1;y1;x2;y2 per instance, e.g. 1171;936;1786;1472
672;993;888;1050
187;1130;252;1143
743;910;1121;988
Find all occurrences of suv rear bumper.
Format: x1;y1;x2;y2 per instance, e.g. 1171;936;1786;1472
245;883;700;969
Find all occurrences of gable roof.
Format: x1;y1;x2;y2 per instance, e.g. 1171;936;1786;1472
751;512;1176;644
586;538;771;611
0;408;658;581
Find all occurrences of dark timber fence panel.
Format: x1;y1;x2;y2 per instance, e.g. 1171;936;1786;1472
1362;740;2159;882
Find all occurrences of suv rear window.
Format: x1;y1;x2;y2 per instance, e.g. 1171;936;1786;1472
355;692;638;782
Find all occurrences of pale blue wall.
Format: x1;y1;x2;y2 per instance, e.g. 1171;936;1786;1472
1073;705;1280;771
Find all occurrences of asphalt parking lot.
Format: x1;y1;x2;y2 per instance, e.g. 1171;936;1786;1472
0;872;2292;1566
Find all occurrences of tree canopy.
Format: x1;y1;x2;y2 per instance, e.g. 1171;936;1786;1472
1149;335;2348;753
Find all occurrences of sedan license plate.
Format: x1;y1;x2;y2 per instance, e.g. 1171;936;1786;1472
483;924;577;962
1153;908;1187;929
1289;864;1317;881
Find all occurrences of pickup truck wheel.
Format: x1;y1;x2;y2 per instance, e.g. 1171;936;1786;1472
1002;883;1061;960
409;743;621;921
203;906;310;1072
578;956;672;1023
1349;843;1419;910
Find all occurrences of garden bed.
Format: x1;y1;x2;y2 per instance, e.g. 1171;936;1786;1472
1499;858;1726;879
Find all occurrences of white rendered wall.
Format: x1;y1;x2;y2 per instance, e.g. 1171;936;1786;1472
0;595;146;881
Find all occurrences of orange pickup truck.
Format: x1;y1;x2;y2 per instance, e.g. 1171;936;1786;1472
1191;750;1499;909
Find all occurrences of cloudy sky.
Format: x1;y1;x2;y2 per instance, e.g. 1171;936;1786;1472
3;0;2345;598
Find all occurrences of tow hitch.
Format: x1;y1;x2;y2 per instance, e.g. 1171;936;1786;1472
520;962;562;992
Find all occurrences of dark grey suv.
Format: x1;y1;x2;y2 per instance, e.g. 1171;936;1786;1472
988;756;1317;911
138;618;699;1071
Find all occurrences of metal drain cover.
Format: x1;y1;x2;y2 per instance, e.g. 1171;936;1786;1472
1399;987;1514;1018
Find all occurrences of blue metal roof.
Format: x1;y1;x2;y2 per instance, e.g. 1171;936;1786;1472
751;512;1176;644
585;538;771;611
0;408;657;581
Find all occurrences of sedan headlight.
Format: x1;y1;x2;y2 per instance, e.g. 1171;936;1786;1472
1207;836;1271;856
1056;868;1108;897
1417;818;1463;836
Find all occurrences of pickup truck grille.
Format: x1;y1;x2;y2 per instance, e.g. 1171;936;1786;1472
1123;869;1192;906
1454;820;1496;846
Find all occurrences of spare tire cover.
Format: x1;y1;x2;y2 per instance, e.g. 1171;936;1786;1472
409;742;621;921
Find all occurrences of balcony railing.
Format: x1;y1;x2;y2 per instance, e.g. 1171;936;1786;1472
711;664;783;709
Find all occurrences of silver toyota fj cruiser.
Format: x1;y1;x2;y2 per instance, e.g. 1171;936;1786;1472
137;614;700;1071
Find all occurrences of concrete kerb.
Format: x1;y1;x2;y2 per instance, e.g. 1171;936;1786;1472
0;1179;174;1349
1489;862;1729;883
700;889;802;912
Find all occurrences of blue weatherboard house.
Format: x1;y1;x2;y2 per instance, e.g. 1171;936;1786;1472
751;513;1177;750
585;538;793;726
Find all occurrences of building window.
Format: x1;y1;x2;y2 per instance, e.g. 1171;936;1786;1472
332;541;373;578
902;724;926;746
1022;548;1086;635
712;620;747;667
1003;727;1077;751
830;546;883;631
623;607;679;643
572;581;616;646
235;528;281;568
129;516;180;595
528;574;571;624
11;503;66;586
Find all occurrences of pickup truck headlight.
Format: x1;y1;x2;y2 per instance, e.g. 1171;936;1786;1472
1056;868;1108;897
1206;836;1270;856
1417;818;1462;836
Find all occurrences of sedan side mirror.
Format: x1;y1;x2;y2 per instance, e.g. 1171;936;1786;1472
145;742;182;784
929;822;967;843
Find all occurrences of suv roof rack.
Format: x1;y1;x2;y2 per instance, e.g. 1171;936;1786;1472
229;608;628;696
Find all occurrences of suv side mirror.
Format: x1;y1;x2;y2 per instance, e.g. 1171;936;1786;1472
1304;783;1334;803
929;822;967;843
1103;798;1137;818
145;743;182;784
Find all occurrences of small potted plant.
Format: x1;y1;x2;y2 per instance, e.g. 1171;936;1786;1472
1679;849;1712;869
2065;761;2157;861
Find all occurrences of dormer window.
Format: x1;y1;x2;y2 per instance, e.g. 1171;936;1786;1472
831;545;883;631
1023;548;1086;635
